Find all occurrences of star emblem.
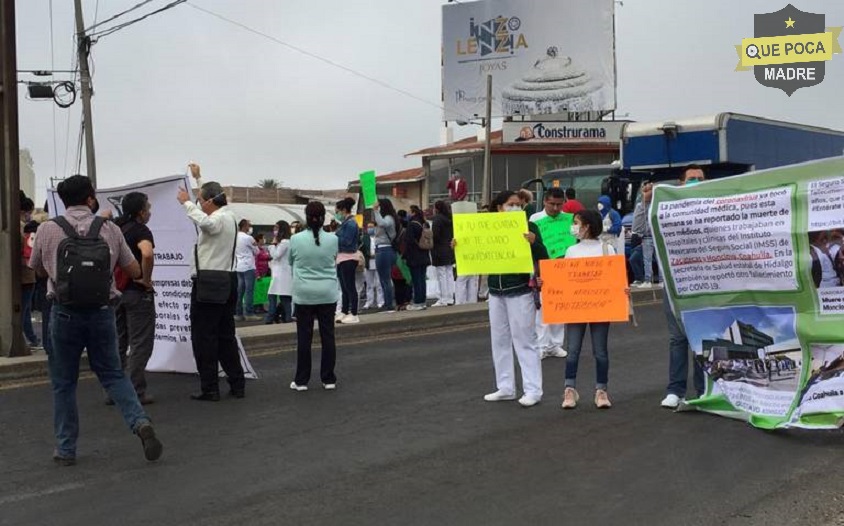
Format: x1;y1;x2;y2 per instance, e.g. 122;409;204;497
785;17;796;28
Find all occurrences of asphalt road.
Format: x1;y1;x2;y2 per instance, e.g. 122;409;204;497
1;304;843;526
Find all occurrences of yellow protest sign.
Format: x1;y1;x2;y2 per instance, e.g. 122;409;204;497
453;212;534;276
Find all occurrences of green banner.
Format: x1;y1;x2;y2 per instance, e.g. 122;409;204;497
253;276;271;306
360;170;377;209
534;212;576;259
651;158;844;430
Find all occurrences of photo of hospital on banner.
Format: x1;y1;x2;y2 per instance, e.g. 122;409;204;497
807;177;844;315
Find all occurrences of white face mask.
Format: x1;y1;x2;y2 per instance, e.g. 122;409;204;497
504;205;522;212
570;224;581;238
597;203;605;211
247;227;253;236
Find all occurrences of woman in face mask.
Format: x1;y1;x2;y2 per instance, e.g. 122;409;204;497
361;221;384;310
266;220;294;324
334;198;361;324
561;209;618;410
453;190;549;407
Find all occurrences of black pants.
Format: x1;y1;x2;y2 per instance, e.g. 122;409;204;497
294;303;337;386
337;260;359;315
409;265;428;305
191;274;245;394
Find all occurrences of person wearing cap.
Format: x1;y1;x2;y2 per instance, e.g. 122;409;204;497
176;163;246;402
447;169;468;202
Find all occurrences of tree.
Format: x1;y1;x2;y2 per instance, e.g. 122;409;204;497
257;178;282;189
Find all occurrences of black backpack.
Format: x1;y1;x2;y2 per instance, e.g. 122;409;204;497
53;216;113;307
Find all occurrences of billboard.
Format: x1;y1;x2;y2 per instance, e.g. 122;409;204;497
502;120;624;144
442;0;616;121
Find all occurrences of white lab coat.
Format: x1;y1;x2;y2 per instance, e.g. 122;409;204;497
268;239;293;296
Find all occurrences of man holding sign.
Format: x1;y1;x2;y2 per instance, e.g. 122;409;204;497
530;188;575;359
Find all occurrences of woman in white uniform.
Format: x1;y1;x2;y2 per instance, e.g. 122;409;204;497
265;220;294;323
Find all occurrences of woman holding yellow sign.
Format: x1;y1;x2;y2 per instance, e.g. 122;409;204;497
454;190;549;408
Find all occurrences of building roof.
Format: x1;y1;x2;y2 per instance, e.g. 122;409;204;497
347;167;425;189
405;129;618;158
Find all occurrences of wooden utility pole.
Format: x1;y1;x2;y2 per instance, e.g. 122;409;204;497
74;0;97;187
0;0;27;357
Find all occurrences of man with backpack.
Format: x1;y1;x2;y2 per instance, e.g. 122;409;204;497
28;175;163;466
403;206;432;311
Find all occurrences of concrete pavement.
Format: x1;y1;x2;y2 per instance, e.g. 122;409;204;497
1;302;843;526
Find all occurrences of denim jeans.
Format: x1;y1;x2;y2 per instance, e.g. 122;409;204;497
266;295;293;323
21;284;38;345
48;304;149;457
236;269;256;316
409;265;428;305
628;245;645;283
565;322;610;390
375;247;397;310
664;298;705;398
337;260;359;315
642;237;655;283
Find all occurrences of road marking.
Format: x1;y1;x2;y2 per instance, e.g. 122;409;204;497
0;482;86;506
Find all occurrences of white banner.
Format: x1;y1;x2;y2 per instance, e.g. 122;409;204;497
48;175;257;379
442;0;616;120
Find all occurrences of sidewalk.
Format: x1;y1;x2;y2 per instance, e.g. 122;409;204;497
0;288;663;384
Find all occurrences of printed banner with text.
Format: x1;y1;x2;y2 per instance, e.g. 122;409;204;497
48;175;257;379
650;157;844;429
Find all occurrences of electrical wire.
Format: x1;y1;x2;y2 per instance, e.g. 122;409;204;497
89;0;187;40
83;0;155;34
75;116;85;176
184;2;469;121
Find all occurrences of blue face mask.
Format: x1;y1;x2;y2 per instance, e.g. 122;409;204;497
685;178;701;187
367;228;375;236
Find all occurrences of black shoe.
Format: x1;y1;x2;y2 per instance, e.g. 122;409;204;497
138;394;155;405
52;450;76;467
190;392;220;402
135;422;163;462
229;390;245;399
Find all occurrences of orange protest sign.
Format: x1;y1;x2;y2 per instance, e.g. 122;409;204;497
540;255;629;324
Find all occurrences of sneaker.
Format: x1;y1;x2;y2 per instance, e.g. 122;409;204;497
660;393;682;409
407;303;426;311
323;383;336;390
595;389;612;409
341;314;360;324
52;449;76;467
290;382;308;392
135;422;163;462
518;395;540;408
546;347;568;359
635;282;653;289
362;303;374;310
335;312;345;323
431;301;447;308
630;281;643;287
562;387;579;409
483;390;516;402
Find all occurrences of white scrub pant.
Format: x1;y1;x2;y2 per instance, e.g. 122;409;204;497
488;293;543;399
536;308;565;350
435;265;455;304
363;269;383;308
455;275;479;305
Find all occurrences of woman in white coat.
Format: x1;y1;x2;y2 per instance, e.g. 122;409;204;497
265;220;294;324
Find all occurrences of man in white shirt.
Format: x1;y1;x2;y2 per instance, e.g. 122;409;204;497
177;164;246;402
235;219;261;321
529;187;568;359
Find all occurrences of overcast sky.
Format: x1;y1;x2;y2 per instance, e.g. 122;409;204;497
15;0;844;202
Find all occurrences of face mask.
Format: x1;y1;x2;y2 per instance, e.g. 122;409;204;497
685;178;701;187
597;203;605;211
570;225;581;238
290;227;296;235
504;205;522;212
367;228;376;236
335;213;345;222
273;229;280;237
247;228;253;236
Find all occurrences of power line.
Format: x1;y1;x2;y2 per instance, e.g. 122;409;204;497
83;0;155;34
184;2;467;121
89;0;187;40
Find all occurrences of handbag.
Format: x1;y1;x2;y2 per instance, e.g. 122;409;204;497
194;218;237;304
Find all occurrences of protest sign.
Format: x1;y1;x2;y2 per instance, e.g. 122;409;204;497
453;212;533;276
360;171;377;209
47;175;257;379
355;214;364;228
651;157;844;430
539;256;628;324
534;213;577;259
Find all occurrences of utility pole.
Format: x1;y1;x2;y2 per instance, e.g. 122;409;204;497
481;74;492;207
74;0;97;188
0;0;27;357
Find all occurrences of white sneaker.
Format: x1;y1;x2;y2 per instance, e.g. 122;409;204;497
290;382;308;392
518;395;540;408
631;281;643;287
431;301;447;308
362;303;374;310
660;394;682;408
546;347;568;358
483;390;516;402
341;314;360;324
636;282;653;289
323;383;336;390
407;304;426;311
335;312;345;322
446;300;454;306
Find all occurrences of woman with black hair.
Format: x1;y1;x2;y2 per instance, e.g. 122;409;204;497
266;220;293;324
561;209;618;410
403;206;431;311
334;197;361;324
372;198;400;312
453;190;548;408
431;200;455;307
288;202;339;391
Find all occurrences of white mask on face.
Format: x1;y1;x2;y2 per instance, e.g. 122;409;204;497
570;224;581;238
597;203;605;211
247;227;253;236
504;205;522;212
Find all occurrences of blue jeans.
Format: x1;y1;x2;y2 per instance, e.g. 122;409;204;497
48;304;149;457
236;269;256;316
409;265;428;305
375;247;397;310
21;284;38;345
629;245;645;283
266;295;292;323
642;237;655;282
565;322;610;390
664;298;705;398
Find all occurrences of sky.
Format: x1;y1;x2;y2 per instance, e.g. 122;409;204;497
14;0;844;203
